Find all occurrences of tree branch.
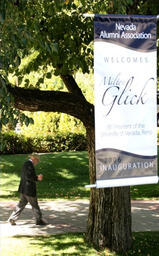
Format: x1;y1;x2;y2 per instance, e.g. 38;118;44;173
60;74;85;99
6;83;94;128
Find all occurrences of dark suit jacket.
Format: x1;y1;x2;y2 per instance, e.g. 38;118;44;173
18;160;38;197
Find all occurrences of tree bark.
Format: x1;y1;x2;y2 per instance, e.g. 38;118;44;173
86;126;132;252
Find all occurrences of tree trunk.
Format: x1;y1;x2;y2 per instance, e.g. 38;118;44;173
86;126;132;252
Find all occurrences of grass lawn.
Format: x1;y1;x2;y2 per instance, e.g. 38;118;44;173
1;151;159;255
0;151;159;200
0;152;90;200
1;232;159;256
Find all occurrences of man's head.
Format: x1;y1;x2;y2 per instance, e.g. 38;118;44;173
30;153;40;165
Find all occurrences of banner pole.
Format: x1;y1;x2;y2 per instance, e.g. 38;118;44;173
83;13;95;18
83;14;159;20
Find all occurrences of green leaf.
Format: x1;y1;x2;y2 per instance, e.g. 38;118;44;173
29;117;34;124
46;72;52;79
38;77;44;84
24;79;29;87
24;117;30;126
20;113;26;123
18;76;23;85
7;95;11;104
2;118;9;125
14;56;21;67
0;0;6;23
51;43;58;54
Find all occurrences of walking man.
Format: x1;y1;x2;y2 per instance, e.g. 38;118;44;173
8;153;47;225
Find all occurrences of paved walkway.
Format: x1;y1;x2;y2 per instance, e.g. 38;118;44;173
0;200;159;237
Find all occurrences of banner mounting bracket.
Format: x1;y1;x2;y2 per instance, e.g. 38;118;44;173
85;184;97;188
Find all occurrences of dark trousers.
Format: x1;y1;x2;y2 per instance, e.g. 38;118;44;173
8;193;42;223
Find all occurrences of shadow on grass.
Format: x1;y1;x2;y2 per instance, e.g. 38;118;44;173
32;232;159;256
8;232;159;256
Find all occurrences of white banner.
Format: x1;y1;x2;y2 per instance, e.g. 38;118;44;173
94;15;158;188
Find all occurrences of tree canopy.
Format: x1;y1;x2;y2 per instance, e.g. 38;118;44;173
1;0;158;129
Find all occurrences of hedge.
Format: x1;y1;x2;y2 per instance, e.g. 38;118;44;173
0;131;87;154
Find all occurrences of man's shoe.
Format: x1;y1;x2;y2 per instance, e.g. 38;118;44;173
9;219;16;225
36;219;47;226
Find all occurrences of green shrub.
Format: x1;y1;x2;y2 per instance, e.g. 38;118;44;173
0;131;87;154
0;131;33;154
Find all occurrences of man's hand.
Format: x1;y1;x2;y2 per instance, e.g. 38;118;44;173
37;174;43;181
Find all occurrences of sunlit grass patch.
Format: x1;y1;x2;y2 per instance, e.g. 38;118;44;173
1;232;159;256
